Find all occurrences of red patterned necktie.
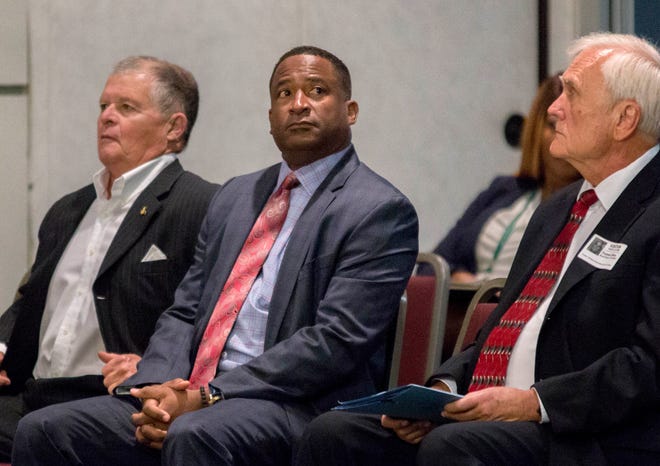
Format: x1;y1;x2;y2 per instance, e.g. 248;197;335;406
468;189;598;392
188;172;299;389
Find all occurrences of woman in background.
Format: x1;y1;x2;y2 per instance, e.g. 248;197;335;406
431;73;581;283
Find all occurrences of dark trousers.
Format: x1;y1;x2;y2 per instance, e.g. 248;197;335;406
294;411;550;466
599;413;660;465
0;394;25;462
13;394;317;465
295;410;660;466
0;375;105;461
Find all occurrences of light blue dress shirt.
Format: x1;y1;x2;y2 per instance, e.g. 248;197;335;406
218;147;350;372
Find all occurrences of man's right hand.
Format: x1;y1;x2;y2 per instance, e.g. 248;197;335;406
381;415;434;444
0;351;9;386
380;381;451;444
99;351;142;394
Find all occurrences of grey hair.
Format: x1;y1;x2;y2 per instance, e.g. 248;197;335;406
112;56;199;148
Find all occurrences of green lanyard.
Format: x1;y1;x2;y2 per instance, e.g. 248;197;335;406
484;190;538;273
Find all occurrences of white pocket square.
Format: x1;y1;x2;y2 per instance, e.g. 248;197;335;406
141;244;167;262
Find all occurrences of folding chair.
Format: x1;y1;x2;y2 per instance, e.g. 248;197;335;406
388;253;450;388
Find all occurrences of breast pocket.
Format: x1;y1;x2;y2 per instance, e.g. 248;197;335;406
136;259;170;275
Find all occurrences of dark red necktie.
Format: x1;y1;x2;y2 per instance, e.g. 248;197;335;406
469;189;598;392
188;173;299;389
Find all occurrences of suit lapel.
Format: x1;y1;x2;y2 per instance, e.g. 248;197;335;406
202;165;280;318
265;150;359;347
497;186;578;311
44;185;96;274
96;160;184;278
549;151;660;312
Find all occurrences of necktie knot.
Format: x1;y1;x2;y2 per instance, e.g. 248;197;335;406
578;189;598;209
280;172;300;192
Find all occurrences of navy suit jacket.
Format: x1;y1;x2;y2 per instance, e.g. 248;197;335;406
437;149;660;461
0;160;218;394
126;148;419;414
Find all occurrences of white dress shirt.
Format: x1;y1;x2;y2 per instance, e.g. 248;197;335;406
508;145;658;420
33;154;176;379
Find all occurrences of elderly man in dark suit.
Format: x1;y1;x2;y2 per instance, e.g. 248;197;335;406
294;32;660;466
0;56;217;462
11;46;419;465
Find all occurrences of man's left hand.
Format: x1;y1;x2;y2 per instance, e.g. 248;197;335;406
442;387;541;422
130;378;200;449
99;351;142;394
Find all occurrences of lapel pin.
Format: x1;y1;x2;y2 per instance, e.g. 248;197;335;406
140;206;148;216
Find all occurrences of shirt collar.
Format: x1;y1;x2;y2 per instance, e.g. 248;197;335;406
277;144;352;196
578;144;659;210
92;154;177;201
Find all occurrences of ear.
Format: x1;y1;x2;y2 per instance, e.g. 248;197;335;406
612;100;641;141
346;100;359;126
268;108;273;135
166;112;187;143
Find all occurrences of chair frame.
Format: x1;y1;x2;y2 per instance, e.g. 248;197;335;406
452;277;506;356
388;252;450;388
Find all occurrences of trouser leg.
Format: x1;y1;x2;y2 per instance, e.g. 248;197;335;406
417;420;549;466
294;411;417;466
0;394;26;461
163;397;316;466
12;395;160;466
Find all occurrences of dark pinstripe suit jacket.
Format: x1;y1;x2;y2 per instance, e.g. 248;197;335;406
0;159;218;394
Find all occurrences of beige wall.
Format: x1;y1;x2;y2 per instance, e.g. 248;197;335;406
3;0;607;308
0;1;28;308
27;0;539;253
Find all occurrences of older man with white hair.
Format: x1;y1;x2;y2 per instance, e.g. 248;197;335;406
295;32;660;465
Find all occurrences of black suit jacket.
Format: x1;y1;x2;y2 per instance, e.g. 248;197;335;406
437;150;660;461
0;160;218;394
125;148;419;414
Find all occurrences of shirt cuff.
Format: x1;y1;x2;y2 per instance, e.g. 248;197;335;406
430;377;458;393
0;342;7;354
531;387;550;423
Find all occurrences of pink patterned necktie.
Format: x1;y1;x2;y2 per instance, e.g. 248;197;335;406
188;172;299;389
468;189;598;392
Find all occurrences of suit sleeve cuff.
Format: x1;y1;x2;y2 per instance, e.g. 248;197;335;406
531;387;550;423
429;377;458;393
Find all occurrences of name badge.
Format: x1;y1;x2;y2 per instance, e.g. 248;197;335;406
577;234;627;270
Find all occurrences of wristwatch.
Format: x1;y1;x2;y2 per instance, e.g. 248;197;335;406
199;384;224;407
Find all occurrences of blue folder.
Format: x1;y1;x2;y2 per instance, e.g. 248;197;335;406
332;384;463;424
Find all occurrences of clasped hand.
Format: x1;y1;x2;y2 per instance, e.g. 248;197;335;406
130;378;200;450
99;351;142;394
0;352;9;386
382;386;541;444
0;369;9;386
